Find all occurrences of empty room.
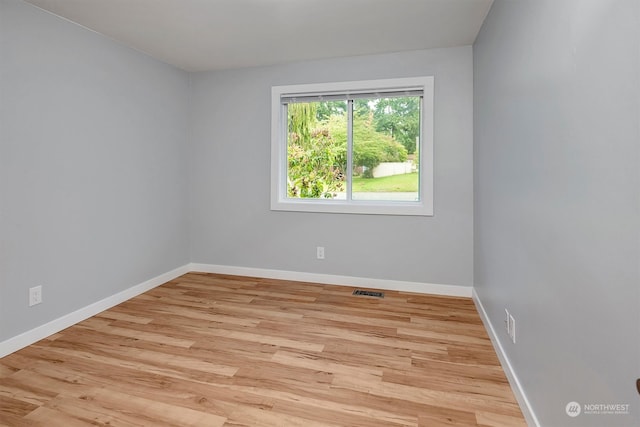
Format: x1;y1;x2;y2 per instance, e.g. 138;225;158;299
0;0;638;426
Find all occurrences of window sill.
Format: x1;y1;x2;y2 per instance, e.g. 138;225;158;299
271;198;433;216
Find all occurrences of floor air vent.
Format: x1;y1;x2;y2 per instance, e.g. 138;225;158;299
352;289;384;298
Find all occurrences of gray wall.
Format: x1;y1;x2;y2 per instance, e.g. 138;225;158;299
474;1;640;426
0;0;190;341
189;47;474;287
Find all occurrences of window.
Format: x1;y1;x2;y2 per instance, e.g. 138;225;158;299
271;77;433;216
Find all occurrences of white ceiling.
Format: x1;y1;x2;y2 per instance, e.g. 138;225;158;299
23;0;493;72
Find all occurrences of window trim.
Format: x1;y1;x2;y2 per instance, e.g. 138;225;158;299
270;76;434;216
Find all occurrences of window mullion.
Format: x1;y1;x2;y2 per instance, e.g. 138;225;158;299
281;103;288;199
346;99;353;201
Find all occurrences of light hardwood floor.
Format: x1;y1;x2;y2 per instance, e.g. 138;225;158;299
0;272;526;426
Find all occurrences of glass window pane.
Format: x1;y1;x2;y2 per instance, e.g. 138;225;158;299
351;96;420;202
286;101;347;199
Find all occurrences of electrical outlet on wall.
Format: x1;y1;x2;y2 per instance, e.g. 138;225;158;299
316;246;325;260
504;308;516;343
29;286;42;306
509;314;516;343
504;308;510;335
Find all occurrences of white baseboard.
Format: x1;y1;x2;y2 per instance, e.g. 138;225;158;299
188;263;472;297
0;264;191;358
472;288;540;427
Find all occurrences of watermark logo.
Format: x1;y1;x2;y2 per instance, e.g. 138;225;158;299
565;401;630;417
565;401;581;417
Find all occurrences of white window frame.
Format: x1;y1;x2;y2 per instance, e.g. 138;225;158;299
270;76;434;216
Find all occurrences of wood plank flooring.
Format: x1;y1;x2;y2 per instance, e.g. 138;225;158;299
0;272;526;426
